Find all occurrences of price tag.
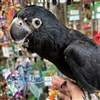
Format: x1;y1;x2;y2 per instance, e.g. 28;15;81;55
44;76;53;81
34;70;40;77
44;76;53;86
70;10;79;15
96;13;100;18
34;70;39;74
97;7;100;12
45;81;52;86
73;0;80;2
92;11;94;15
9;47;14;55
92;15;95;19
68;4;80;21
69;15;80;21
2;46;9;57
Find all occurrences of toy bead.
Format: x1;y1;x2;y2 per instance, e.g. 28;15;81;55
48;94;55;100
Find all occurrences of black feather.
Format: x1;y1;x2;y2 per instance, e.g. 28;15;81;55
10;5;100;93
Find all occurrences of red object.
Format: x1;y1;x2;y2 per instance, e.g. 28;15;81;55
82;24;91;29
84;0;88;4
93;31;100;46
8;8;16;20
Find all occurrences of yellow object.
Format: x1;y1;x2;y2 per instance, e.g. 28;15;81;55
48;86;58;100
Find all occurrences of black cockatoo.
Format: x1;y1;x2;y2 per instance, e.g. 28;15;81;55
10;5;100;93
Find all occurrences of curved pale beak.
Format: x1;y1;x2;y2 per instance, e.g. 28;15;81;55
10;18;32;41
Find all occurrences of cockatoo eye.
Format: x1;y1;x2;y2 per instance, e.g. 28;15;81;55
32;18;42;29
24;18;28;22
35;20;40;25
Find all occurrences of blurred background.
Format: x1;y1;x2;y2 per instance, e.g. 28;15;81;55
0;0;100;100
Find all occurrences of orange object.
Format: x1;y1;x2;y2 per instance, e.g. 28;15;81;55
48;94;55;100
48;86;58;100
8;8;16;20
51;86;56;90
